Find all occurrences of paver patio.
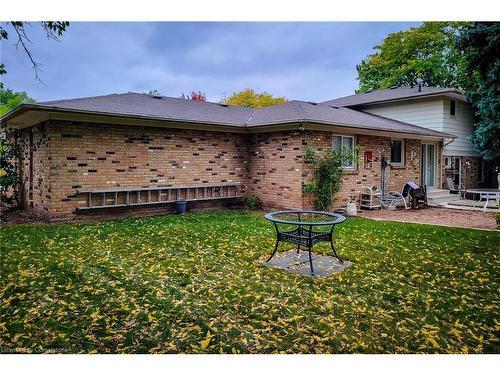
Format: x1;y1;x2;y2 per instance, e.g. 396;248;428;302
358;206;498;231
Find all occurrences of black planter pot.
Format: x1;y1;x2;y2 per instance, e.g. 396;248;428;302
175;201;187;214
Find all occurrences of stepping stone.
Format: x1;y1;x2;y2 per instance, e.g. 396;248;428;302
260;249;351;277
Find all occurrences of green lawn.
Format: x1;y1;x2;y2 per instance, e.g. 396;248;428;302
1;210;499;353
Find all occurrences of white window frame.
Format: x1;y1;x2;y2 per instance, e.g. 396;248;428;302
390;139;405;166
332;134;356;169
444;156;452;169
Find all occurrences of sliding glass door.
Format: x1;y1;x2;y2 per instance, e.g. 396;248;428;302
421;143;436;188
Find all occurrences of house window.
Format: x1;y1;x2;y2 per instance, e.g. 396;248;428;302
450;100;456;116
332;135;355;169
444;156;452;168
390;139;404;165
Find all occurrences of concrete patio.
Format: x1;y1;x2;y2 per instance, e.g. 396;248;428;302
260;249;351;277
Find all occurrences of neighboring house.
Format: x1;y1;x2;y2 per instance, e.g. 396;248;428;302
323;85;491;191
0;87;483;221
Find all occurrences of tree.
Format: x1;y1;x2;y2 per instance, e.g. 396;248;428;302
356;22;471;93
180;91;207;102
0;88;36;205
145;89;161;96
0;88;36;116
457;22;500;161
0;21;70;85
223;89;287;108
0;133;20;205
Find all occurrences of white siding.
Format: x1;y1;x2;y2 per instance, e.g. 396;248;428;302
442;99;479;156
362;98;445;132
362;98;479;157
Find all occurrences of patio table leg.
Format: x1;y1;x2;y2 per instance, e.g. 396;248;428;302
297;213;301;253
308;224;314;276
267;239;280;263
267;221;282;263
330;239;343;263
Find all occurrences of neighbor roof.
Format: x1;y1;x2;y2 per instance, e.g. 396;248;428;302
321;86;465;107
1;92;454;139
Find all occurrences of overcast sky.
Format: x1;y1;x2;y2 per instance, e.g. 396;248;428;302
1;22;419;103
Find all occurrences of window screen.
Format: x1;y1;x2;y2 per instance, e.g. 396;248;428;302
450;100;456;116
391;140;403;164
332;135;355;168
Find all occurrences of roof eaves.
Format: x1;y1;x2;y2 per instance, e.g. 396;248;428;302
321;87;466;107
2;104;247;128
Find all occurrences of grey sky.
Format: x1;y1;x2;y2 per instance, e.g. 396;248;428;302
1;22;419;103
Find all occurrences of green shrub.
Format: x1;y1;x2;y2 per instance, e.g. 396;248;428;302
303;145;360;210
243;195;263;210
495;212;500;229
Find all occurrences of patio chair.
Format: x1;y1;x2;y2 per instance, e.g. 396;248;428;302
382;182;427;210
382;188;409;210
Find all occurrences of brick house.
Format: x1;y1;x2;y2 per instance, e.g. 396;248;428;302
1;86;485;221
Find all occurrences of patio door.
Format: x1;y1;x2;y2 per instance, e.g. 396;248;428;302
421;143;436;188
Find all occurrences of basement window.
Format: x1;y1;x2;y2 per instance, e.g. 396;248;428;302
332;135;355;169
450;100;456;116
390;139;404;166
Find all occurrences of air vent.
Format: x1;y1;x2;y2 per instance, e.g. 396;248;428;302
219;103;229;107
151;95;163;99
308;101;317;105
330;105;339;109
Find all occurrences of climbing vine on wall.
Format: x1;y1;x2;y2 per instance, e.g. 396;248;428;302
303;145;360;210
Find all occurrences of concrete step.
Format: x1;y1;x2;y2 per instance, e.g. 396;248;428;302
428;195;462;204
426;189;451;198
428;192;457;200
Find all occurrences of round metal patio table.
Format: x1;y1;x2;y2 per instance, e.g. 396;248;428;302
264;210;346;276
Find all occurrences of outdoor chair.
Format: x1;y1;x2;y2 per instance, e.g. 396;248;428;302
381;189;409;210
382;182;427;210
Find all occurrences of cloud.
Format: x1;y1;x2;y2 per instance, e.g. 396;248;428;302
1;22;419;103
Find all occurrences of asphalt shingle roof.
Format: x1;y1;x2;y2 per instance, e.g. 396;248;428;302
3;92;454;138
246;100;451;137
39;93;254;126
321;86;464;107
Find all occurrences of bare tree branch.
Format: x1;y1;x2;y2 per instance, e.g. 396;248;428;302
10;22;45;84
0;21;68;84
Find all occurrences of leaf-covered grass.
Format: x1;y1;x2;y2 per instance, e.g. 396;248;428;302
1;210;499;353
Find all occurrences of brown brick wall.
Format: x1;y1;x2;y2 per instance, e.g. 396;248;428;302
23;121;248;220
16;120;467;221
441;155;483;190
302;132;422;208
461;156;481;190
247;130;305;210
17;124;51;218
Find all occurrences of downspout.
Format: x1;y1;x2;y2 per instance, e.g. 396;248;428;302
443;138;455;148
298;121;306;210
441;137;455;189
